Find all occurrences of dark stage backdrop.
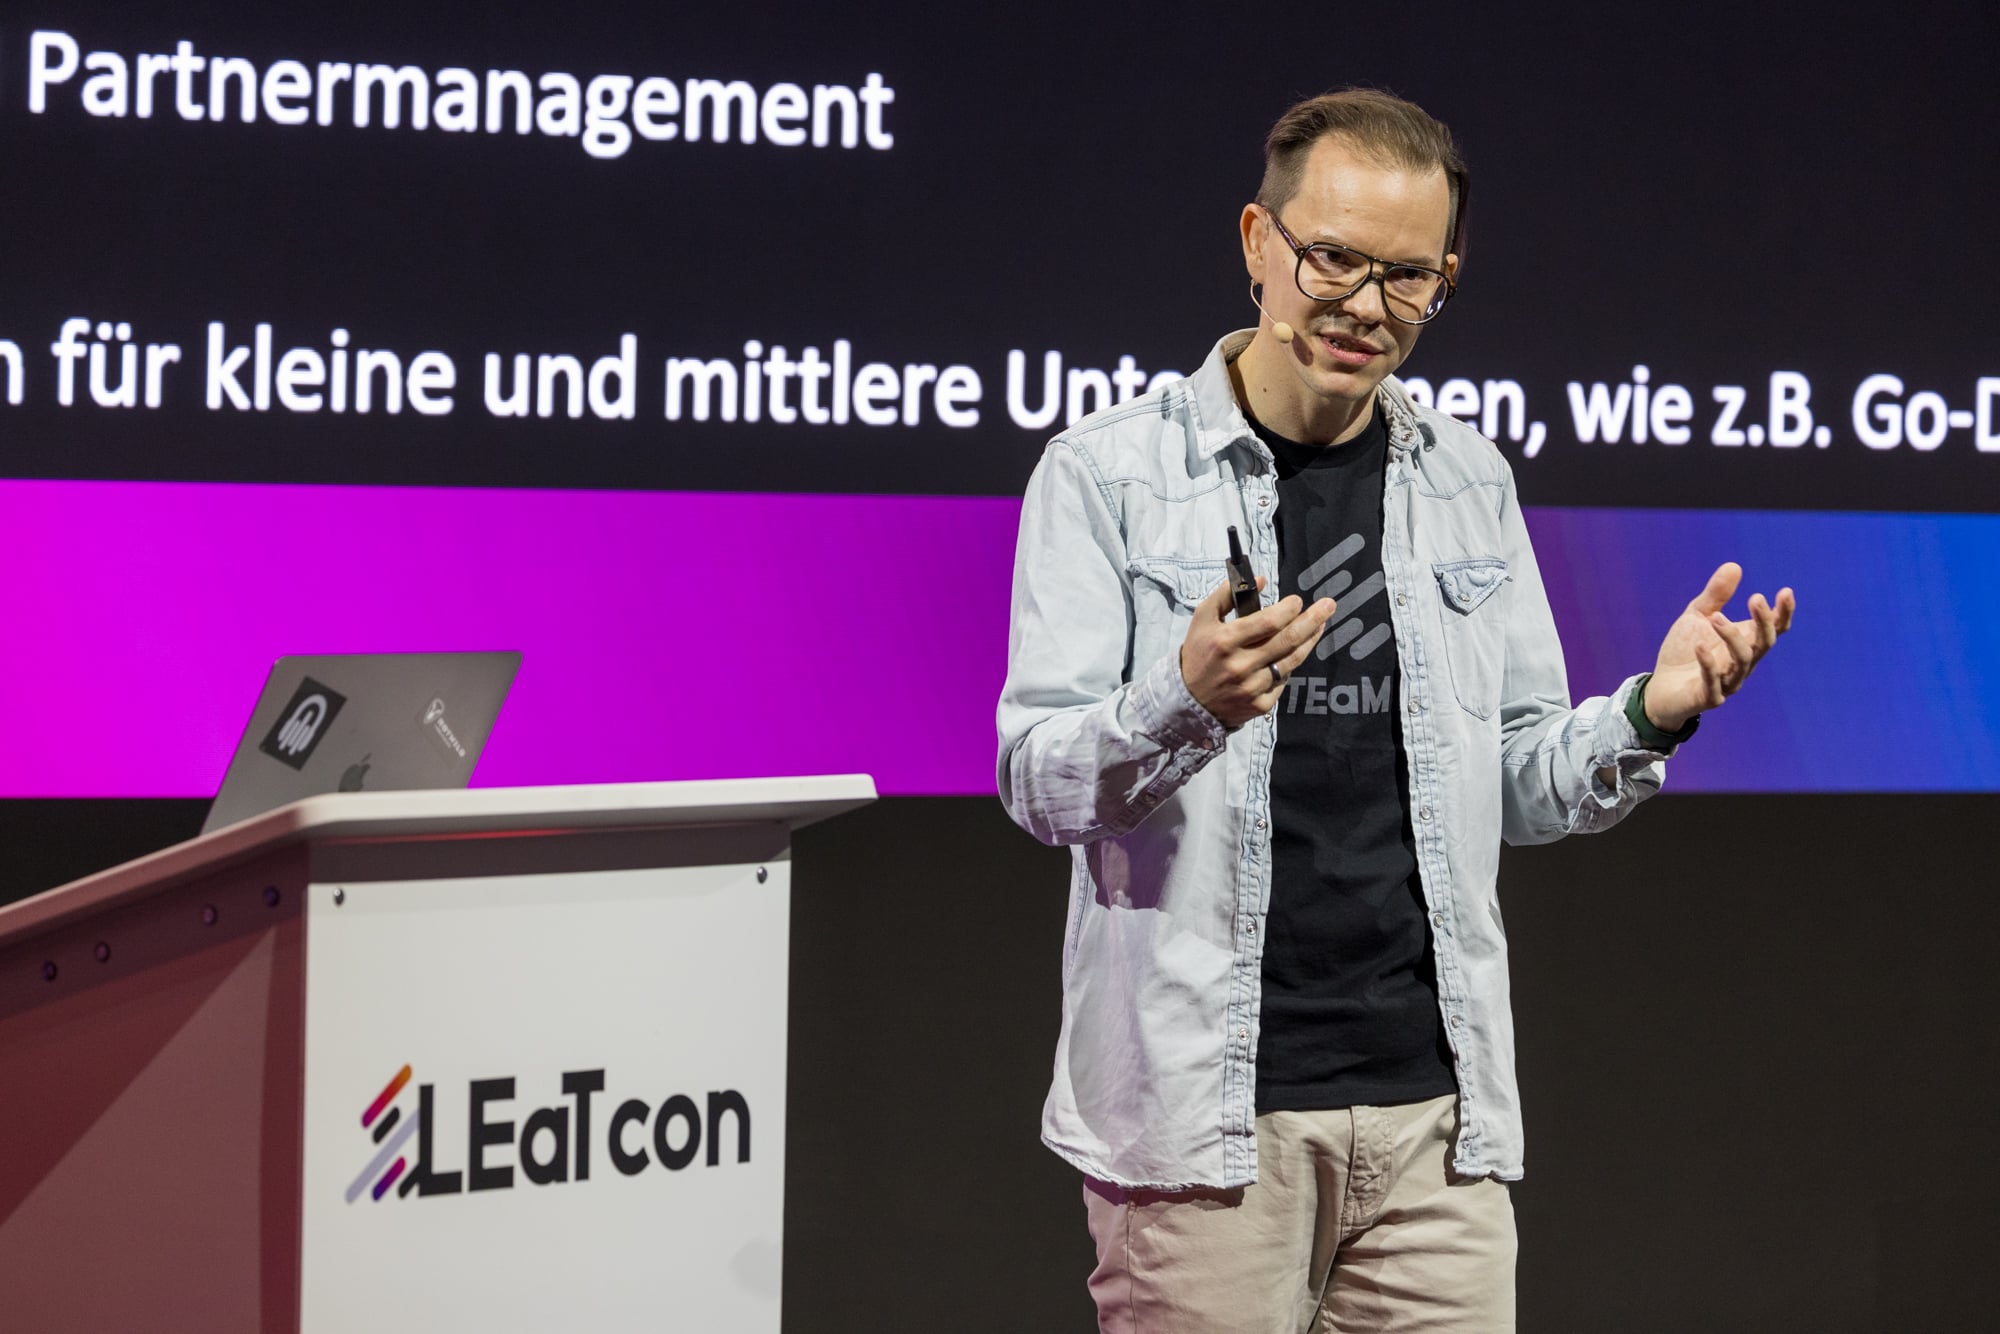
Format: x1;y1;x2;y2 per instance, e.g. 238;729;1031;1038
5;3;1999;1329
3;792;1996;1333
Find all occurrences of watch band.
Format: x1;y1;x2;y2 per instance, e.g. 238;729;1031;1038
1626;673;1699;750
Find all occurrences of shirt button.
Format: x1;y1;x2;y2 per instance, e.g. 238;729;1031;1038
1418;806;1433;821
1258;496;1270;507
1246;920;1257;934
1449;1014;1464;1029
1254;817;1267;830
1432;912;1446;929
1238;1027;1250;1041
1396;593;1407;607
1458;591;1473;603
1407;697;1422;713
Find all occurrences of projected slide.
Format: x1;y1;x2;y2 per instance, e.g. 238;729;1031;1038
1;4;1993;795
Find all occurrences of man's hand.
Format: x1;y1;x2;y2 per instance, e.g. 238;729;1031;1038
1645;562;1796;732
1180;577;1338;729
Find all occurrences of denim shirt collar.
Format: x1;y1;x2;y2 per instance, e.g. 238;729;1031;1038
1189;329;1424;466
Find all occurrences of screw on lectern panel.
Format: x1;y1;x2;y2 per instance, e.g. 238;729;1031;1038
41;960;57;982
757;866;769;883
201;904;219;926
94;941;111;963
264;885;282;907
333;887;346;906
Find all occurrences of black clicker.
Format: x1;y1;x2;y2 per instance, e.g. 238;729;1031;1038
1225;526;1260;620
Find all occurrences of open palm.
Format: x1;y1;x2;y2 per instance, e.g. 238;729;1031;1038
1645;562;1796;732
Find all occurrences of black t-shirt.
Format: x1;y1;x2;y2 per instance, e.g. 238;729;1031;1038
1252;408;1457;1113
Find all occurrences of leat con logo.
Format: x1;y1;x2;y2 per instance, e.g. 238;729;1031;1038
345;1065;754;1204
349;1064;421;1201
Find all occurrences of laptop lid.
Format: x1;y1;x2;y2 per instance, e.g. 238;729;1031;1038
202;650;521;834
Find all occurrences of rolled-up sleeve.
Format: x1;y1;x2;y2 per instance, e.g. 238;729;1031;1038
1491;466;1671;846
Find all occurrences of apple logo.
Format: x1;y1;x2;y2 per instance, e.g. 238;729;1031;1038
339;754;372;792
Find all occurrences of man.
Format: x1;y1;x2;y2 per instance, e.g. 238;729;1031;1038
995;89;1794;1332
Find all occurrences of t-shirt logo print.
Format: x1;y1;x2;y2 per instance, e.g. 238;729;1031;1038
1300;535;1392;660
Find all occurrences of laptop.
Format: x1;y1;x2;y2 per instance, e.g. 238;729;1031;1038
201;651;521;834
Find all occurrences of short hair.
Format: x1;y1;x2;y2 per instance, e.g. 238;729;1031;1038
1258;88;1469;261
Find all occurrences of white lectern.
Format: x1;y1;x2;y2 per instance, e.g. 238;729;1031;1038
0;776;876;1333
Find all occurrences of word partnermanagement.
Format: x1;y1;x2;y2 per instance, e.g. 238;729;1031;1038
25;31;897;161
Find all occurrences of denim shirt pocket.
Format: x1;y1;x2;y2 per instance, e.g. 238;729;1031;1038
1128;557;1229;680
1433;557;1511;720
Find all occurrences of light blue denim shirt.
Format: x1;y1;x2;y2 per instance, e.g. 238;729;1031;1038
997;330;1677;1189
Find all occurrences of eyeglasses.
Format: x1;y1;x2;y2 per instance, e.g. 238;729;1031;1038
1262;207;1456;325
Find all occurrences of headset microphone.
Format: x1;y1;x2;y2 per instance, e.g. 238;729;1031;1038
1249;282;1294;345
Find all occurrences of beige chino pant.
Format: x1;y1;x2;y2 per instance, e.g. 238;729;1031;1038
1083;1095;1515;1333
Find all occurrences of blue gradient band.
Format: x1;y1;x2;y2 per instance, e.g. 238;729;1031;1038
1526;507;2000;792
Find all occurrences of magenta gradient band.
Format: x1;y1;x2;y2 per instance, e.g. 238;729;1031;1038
0;478;1017;797
1;479;1993;797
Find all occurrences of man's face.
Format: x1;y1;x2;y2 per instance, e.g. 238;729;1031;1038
1240;134;1458;419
